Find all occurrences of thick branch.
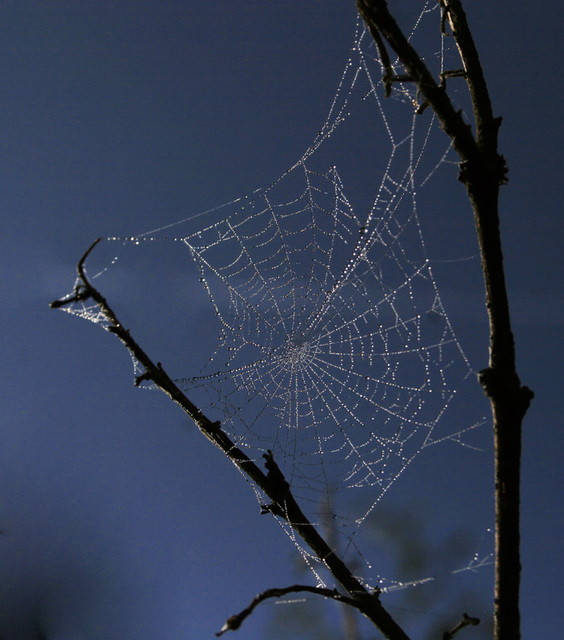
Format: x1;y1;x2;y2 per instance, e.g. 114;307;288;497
51;240;412;640
357;3;533;640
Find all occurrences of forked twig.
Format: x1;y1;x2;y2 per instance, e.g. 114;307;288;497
442;613;480;640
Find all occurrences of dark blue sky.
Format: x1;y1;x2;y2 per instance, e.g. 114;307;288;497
1;2;562;639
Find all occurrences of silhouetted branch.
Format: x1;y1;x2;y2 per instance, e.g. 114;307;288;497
442;613;480;640
357;2;533;639
51;240;412;640
216;584;358;637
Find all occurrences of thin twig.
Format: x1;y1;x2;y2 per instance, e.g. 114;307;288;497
442;613;480;640
216;584;358;637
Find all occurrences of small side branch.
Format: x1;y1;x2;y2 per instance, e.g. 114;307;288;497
216;584;358;637
442;613;480;640
356;0;477;162
438;0;497;147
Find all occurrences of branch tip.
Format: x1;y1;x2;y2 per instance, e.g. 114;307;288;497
78;237;103;277
216;584;354;637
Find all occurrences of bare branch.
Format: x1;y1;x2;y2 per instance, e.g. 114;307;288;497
216;584;358;637
438;0;497;149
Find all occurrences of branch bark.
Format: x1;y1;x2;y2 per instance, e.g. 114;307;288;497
356;2;533;639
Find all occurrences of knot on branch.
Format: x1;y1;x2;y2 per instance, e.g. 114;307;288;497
517;385;535;415
478;367;517;399
353;588;384;614
458;151;508;187
206;420;222;433
478;368;534;417
260;450;290;517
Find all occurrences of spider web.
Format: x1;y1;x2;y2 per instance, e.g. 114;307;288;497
56;4;491;589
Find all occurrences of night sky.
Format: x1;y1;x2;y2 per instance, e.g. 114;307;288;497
1;2;563;639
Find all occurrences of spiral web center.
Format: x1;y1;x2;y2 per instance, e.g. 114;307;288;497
279;337;313;372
